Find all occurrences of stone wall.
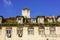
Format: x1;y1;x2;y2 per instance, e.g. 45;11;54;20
0;26;60;40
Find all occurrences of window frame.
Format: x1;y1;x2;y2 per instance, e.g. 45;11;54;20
38;18;44;23
38;28;45;35
31;19;36;23
28;27;34;35
17;27;23;37
50;27;56;35
6;27;12;38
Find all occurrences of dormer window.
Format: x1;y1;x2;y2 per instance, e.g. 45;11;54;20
18;18;21;20
57;17;60;22
47;19;53;22
45;16;54;23
16;16;23;24
31;19;36;24
17;18;23;24
38;18;44;24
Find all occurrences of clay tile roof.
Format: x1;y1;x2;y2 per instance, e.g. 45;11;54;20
5;17;16;23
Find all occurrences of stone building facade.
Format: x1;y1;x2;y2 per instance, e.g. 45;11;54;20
0;8;60;40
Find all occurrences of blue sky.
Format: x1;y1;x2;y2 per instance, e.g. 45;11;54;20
0;0;60;18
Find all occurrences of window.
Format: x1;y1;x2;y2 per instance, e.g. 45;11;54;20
17;17;23;24
38;18;44;23
6;30;11;38
17;27;23;37
48;19;52;22
18;18;21;20
33;19;35;21
38;28;44;35
6;28;12;38
57;17;60;22
32;19;36;23
50;27;55;35
28;27;34;35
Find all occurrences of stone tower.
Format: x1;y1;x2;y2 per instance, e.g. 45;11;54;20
22;8;30;18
